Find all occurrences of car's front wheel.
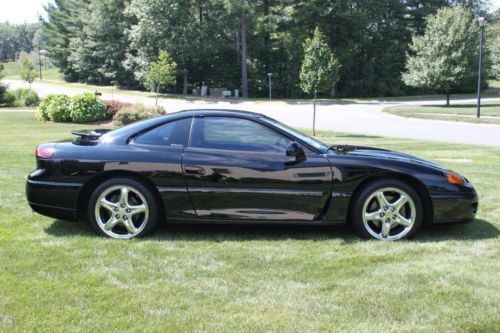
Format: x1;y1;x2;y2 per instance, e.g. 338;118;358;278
351;179;423;241
88;178;159;239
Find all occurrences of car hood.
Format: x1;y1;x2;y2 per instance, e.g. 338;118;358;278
329;145;447;171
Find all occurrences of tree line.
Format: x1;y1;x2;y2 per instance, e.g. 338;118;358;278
4;0;499;98
0;22;40;61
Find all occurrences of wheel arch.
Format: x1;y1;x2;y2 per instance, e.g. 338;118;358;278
347;172;433;225
76;170;165;222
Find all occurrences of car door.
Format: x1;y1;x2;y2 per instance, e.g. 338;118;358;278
182;116;333;221
129;117;196;218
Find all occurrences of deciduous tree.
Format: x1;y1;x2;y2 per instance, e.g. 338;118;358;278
144;51;177;106
19;52;37;88
402;7;479;105
300;27;340;136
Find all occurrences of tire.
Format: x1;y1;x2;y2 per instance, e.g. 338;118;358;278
88;177;159;239
351;179;423;241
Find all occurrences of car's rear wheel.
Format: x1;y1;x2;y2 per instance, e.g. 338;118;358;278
351;179;423;241
88;178;159;239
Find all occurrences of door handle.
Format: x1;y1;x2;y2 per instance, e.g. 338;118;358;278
184;166;205;175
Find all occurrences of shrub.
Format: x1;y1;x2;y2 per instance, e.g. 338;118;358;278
113;104;165;127
47;95;72;122
102;100;133;119
37;95;58;121
70;93;106;123
0;82;7;105
15;88;39;106
1;91;17;107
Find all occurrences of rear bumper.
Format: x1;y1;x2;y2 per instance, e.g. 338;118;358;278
26;178;81;221
431;191;478;223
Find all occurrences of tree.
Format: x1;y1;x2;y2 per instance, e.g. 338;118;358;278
402;7;479;105
43;0;90;81
144;51;177;106
67;0;134;86
0;63;7;104
300;27;340;136
19;52;37;88
487;12;500;81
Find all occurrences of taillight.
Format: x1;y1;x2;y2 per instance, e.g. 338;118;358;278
35;143;55;159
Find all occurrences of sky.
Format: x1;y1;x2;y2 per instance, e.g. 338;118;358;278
0;0;499;24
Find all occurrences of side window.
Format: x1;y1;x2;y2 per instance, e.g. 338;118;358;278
190;117;292;152
134;118;192;146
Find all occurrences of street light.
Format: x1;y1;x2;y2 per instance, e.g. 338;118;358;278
476;16;486;118
267;72;272;101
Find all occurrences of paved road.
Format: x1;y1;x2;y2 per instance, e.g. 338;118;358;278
4;79;500;147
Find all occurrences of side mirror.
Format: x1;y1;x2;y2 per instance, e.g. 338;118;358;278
286;141;306;161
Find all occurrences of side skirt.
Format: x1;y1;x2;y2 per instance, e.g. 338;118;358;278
165;217;345;225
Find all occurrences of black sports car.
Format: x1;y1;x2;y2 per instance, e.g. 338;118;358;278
26;109;478;240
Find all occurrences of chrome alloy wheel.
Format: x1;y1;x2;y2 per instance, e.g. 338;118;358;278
362;187;416;240
94;185;149;239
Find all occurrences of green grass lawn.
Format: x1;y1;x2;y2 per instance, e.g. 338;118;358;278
0;111;499;332
383;101;500;125
2;61;62;81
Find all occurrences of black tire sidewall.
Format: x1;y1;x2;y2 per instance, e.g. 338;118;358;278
351;179;423;240
88;177;159;238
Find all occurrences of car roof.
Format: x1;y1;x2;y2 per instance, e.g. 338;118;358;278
170;109;265;119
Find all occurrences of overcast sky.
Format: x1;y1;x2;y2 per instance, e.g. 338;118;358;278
0;0;499;24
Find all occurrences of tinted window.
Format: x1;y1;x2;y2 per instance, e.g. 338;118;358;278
191;117;292;152
134;118;191;146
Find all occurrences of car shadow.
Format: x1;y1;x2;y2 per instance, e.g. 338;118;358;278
415;219;499;242
45;219;498;243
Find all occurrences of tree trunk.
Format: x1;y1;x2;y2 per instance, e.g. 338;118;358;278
263;0;270;72
446;90;450;107
155;84;160;106
240;0;249;98
183;70;188;96
38;46;42;80
330;84;336;98
313;90;317;136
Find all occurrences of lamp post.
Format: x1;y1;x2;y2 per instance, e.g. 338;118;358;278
267;72;272;101
476;16;486;118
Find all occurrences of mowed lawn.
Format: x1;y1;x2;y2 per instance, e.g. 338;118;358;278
383;101;500;125
0;111;499;332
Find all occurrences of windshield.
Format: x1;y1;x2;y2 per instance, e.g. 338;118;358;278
260;117;329;152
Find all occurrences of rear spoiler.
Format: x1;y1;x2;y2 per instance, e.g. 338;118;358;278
71;129;111;143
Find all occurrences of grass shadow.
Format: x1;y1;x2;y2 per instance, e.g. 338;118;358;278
416;219;498;242
45;219;498;243
153;223;357;243
45;219;95;237
45;219;357;243
421;103;500;109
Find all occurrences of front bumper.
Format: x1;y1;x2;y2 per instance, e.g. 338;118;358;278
431;190;478;223
26;178;82;221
